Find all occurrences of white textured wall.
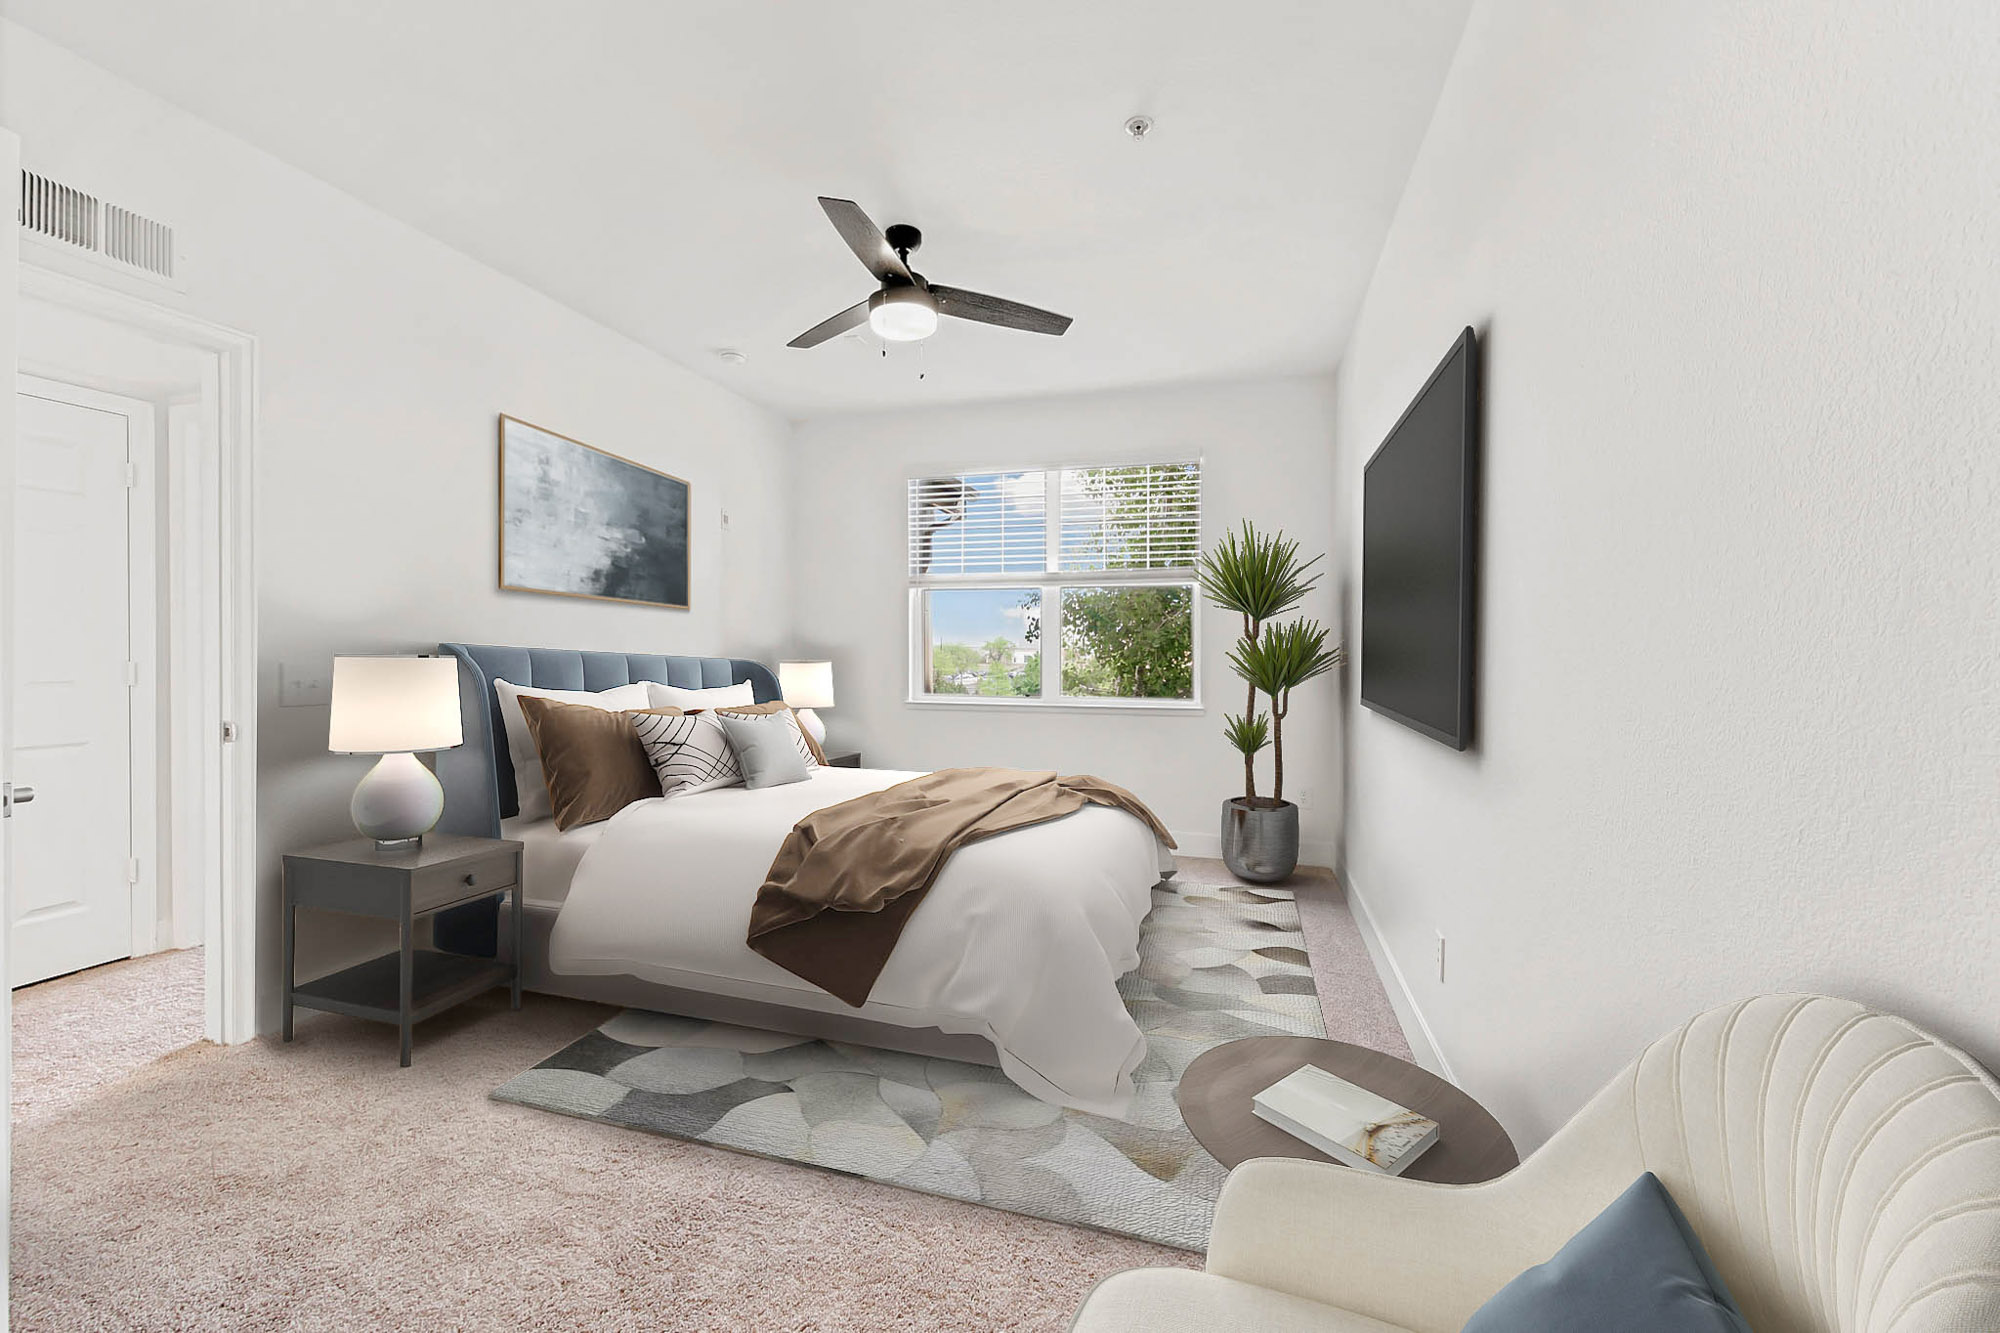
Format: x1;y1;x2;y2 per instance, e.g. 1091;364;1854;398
0;23;795;1026
1333;0;2000;1145
790;377;1340;859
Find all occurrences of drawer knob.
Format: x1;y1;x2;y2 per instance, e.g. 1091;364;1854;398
463;873;477;886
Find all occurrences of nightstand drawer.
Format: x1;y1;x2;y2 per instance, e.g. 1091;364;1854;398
411;846;519;915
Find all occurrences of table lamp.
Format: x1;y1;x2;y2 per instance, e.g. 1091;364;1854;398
778;660;835;746
329;655;463;849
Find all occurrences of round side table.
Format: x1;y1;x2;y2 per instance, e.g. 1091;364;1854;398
1176;1035;1519;1184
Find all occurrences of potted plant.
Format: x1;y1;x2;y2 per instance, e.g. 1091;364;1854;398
1197;521;1345;882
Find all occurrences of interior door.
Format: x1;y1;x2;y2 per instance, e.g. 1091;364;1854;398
7;386;137;986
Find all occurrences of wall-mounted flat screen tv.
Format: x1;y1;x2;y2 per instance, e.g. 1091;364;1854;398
1360;327;1479;750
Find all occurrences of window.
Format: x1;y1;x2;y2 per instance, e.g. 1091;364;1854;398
907;462;1201;707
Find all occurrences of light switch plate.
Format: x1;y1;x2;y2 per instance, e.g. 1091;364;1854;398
279;661;330;708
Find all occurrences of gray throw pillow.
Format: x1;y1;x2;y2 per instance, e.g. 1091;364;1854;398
1460;1173;1751;1333
718;709;810;790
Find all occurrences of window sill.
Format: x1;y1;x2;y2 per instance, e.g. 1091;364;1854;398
904;696;1205;716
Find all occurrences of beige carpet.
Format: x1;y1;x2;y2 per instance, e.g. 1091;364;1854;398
12;946;206;1125
11;863;1407;1331
11;990;1197;1331
1267;864;1417;1060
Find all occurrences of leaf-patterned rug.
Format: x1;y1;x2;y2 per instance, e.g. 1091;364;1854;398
492;877;1324;1250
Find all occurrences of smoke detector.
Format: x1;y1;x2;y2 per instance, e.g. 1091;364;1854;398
1123;115;1154;142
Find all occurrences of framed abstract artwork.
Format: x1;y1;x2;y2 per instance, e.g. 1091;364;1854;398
498;415;690;609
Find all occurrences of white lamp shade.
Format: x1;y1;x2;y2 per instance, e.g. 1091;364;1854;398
328;656;463;754
778;660;836;710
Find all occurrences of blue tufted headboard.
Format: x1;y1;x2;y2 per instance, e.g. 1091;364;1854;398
429;643;780;957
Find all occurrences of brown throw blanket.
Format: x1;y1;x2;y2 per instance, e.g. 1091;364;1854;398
746;768;1175;1007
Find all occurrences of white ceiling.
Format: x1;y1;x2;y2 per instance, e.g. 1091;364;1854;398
0;0;1471;419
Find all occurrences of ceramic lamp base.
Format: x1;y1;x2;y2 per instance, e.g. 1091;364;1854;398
351;751;444;848
796;708;828;746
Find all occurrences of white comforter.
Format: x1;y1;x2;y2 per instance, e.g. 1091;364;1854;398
547;766;1169;1116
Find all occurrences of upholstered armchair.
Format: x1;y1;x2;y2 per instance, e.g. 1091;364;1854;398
1073;995;2000;1332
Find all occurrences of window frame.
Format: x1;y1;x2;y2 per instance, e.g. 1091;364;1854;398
905;462;1204;713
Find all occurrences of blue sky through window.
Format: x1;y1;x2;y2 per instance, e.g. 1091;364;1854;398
927;587;1039;649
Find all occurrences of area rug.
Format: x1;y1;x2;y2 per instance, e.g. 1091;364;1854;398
493;879;1325;1250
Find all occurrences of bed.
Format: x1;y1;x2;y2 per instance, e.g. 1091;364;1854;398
433;643;1173;1115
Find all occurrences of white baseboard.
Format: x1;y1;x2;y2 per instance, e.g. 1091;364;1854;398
1171;830;1339;871
1338;868;1458;1086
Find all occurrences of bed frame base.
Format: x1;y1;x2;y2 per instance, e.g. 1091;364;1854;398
506;903;1001;1067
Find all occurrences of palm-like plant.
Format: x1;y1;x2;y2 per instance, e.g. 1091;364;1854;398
1219;712;1272;809
1228;618;1345;803
1197;521;1339;807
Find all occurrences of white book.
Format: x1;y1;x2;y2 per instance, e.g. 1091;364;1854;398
1251;1064;1441;1176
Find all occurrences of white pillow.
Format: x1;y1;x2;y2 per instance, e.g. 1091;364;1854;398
749;706;822;771
630;710;743;797
493;678;652;821
716;710;811;790
646;680;755;711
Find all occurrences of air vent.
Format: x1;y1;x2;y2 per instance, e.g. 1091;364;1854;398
18;169;176;281
103;204;174;278
20;170;98;249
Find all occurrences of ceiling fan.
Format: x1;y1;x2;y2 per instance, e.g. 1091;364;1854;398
787;197;1073;349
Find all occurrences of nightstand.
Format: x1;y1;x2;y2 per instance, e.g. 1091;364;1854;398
282;834;524;1066
825;750;862;767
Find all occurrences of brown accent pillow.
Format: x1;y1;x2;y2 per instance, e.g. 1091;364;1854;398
515;696;668;831
716;700;828;766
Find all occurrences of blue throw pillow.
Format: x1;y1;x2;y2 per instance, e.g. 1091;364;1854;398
1461;1173;1752;1333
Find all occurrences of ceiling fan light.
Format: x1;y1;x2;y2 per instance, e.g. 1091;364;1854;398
868;287;939;342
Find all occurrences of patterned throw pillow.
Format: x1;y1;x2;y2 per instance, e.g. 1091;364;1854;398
630;710;743;797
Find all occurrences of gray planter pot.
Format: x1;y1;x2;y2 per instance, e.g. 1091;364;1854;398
1221;797;1299;883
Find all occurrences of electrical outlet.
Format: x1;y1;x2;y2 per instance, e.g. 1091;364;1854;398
1435;931;1447;984
279;661;331;708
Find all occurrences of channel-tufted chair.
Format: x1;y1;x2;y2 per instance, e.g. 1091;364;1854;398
1073;995;2000;1332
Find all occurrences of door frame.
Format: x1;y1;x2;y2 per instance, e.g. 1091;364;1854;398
18;265;258;1046
14;377;160;969
4;124;23;1331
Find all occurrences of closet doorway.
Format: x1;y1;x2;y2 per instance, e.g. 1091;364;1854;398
7;266;258;1067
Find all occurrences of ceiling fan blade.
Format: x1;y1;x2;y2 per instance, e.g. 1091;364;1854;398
787;298;872;348
818;197;913;284
931;286;1073;336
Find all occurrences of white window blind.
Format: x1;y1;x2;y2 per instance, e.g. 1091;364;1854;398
908;461;1201;579
907;470;1047;577
1057;462;1202;572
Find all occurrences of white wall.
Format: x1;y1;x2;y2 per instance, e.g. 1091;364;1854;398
0;22;795;1025
790;377;1340;859
1333;0;2000;1145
